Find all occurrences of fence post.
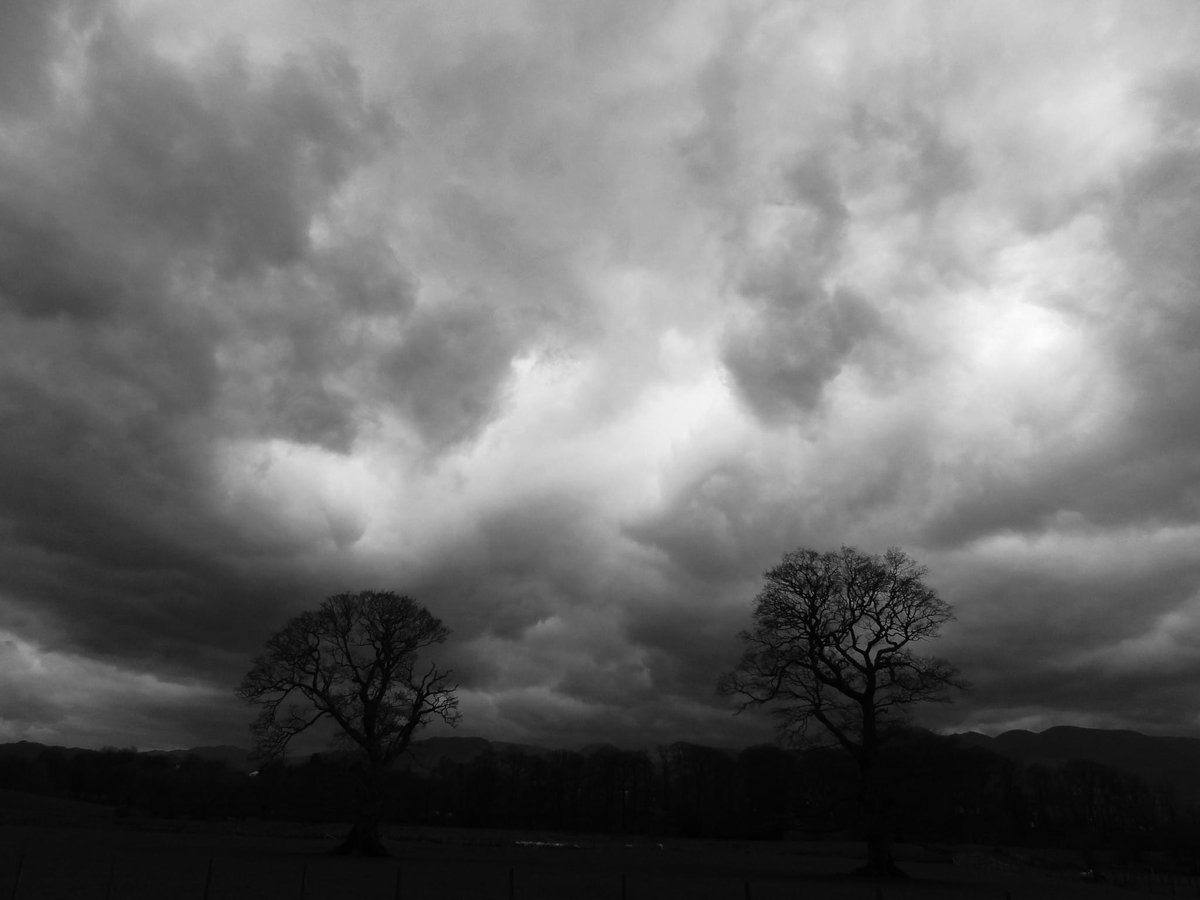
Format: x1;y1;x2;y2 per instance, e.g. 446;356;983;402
202;857;214;900
743;879;751;900
299;861;308;900
508;866;514;900
394;865;402;900
621;871;627;900
8;854;23;900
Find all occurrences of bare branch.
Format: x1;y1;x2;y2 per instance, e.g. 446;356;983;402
719;546;965;752
238;590;460;767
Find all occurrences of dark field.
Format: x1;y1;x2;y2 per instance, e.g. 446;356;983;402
0;792;1188;899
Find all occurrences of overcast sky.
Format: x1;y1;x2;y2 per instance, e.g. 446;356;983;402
3;0;1200;752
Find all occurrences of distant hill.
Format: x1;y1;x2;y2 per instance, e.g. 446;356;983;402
951;726;1200;799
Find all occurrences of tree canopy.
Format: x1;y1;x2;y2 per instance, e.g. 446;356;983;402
239;590;459;853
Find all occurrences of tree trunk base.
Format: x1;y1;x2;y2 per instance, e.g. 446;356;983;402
333;822;390;857
854;858;907;879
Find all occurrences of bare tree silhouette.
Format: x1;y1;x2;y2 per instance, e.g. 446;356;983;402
239;590;460;855
720;546;965;876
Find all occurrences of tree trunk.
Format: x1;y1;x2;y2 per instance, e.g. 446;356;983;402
857;754;905;878
860;827;904;878
336;818;390;857
334;761;390;857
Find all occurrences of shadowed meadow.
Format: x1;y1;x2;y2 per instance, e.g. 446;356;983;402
2;769;1198;900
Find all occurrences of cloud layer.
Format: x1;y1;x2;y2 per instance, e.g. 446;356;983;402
3;0;1200;750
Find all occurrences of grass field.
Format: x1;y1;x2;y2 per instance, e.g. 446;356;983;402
0;791;1190;899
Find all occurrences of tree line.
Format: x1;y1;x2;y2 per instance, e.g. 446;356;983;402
3;732;1198;864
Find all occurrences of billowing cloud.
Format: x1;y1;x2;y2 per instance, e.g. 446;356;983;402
0;628;232;748
3;0;1200;752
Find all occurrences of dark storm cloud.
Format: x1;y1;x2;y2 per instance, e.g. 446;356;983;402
391;478;774;747
382;301;520;450
0;0;394;692
723;286;884;420
405;494;606;642
0;199;137;320
0;630;243;747
621;596;751;703
847;103;975;217
6;0;1200;753
78;21;381;277
624;461;789;583
1;0;665;747
0;0;82;116
719;150;859;419
919;522;1200;736
717;113;954;422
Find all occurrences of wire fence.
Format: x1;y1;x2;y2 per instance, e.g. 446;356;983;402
8;849;1193;900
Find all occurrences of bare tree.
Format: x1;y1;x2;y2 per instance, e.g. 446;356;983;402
239;590;460;855
719;546;965;876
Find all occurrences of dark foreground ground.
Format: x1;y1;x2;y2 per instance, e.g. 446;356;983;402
0;792;1191;899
